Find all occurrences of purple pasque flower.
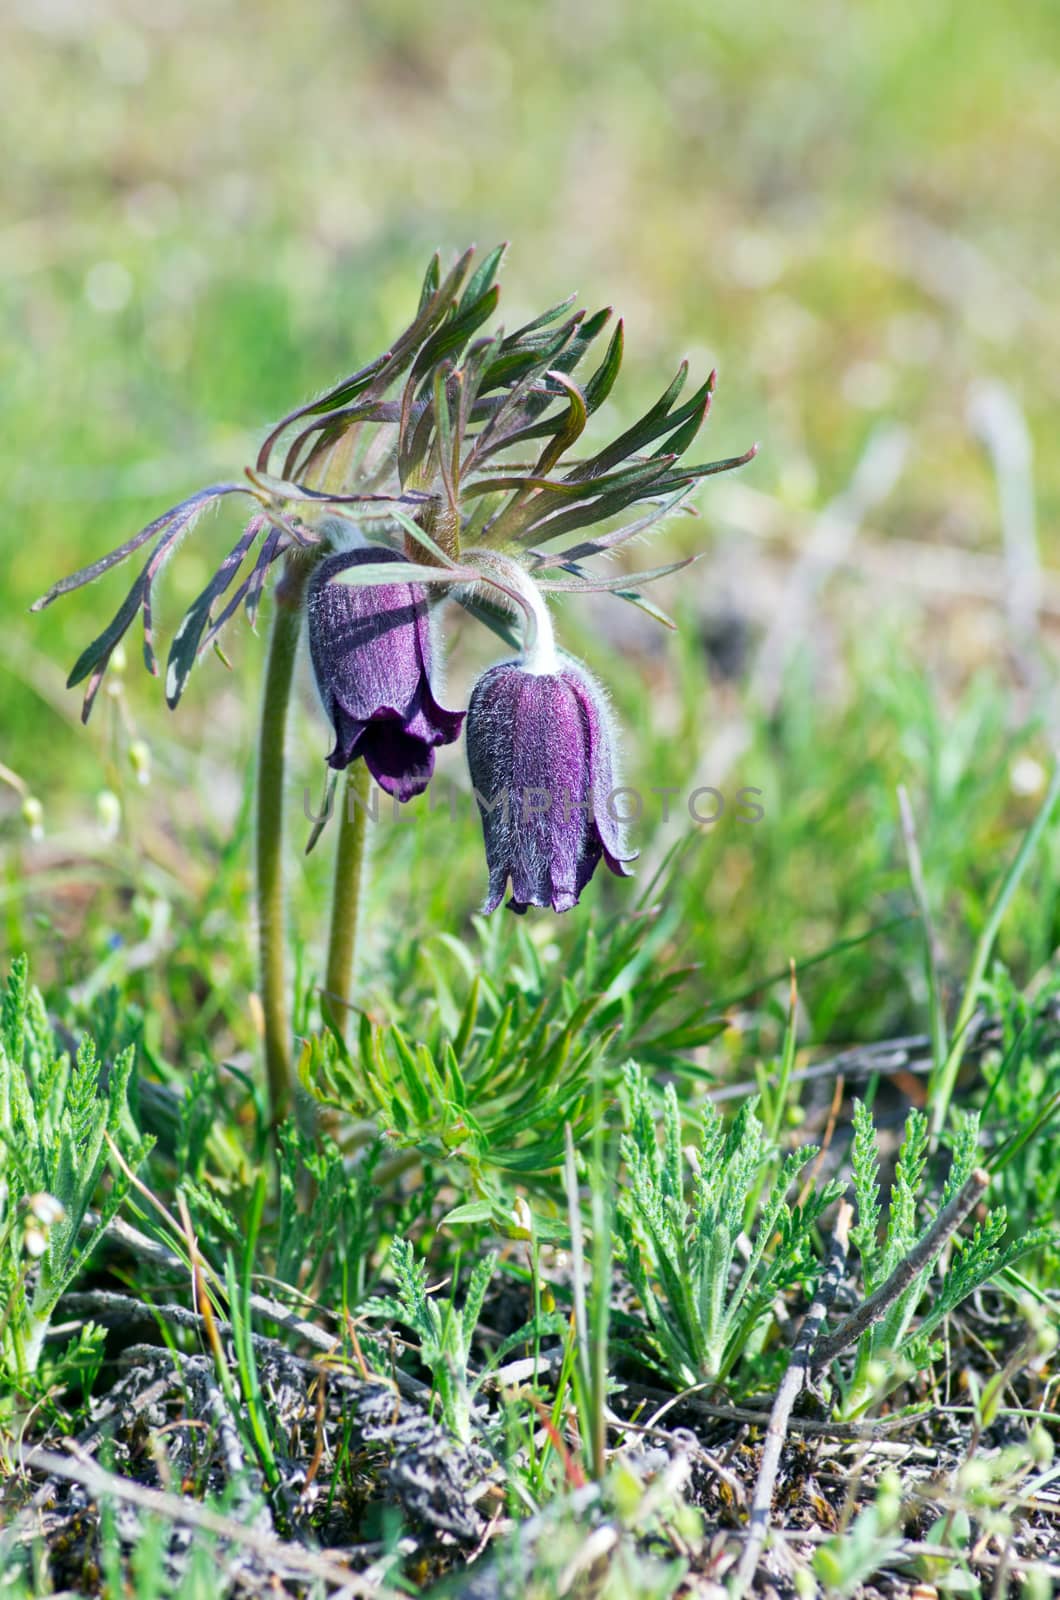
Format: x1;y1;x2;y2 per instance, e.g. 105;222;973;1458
466;656;636;914
308;544;463;802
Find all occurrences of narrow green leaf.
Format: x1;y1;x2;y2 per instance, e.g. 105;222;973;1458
329;560;473;588
458;242;507;313
165;517;265;708
536;555;697;593
33;485;246;611
418;251;442;313
582;319;625;414
566;363;689;481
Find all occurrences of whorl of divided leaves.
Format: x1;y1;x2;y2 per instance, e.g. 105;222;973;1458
298;906;727;1207
32;244;755;720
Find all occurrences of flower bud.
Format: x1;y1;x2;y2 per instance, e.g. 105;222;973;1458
96;789;122;840
465;657;636;913
129;738;152;786
28;1193;66;1226
308;546;464;802
21;794;44;841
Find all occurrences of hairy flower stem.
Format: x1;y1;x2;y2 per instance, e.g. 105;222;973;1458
322;762;371;1039
465;548;558;671
256;553;312;1132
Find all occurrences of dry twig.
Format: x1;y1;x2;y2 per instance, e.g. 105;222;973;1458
811;1169;990;1372
730;1201;853;1598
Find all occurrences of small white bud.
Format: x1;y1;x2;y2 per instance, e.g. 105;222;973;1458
129;739;152;786
1010;756;1045;797
28;1193;66;1225
21;795;44;842
97;789;122;840
959;1458;992;1491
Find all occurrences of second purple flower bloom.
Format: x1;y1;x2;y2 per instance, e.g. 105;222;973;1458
466;658;636;914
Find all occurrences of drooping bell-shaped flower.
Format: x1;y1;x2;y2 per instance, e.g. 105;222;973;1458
466;653;636;914
308;545;464;802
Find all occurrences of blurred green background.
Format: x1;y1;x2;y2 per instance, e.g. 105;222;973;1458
2;0;1059;1064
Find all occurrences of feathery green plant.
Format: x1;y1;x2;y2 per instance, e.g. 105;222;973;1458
303;999;607;1196
301;894;726;1203
615;1061;841;1392
273;1125;383;1306
0;957;151;1399
366;1239;497;1447
833;1100;1052;1419
976;964;1060;1281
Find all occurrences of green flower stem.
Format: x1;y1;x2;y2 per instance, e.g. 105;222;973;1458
322;762;371;1039
316;427;375;1046
256;552;312;1131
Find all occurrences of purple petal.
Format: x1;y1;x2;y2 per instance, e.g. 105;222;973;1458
362;723;436;801
507;674;589;912
404;677;466;748
326;703;367;769
563;666;637;879
467;663;520;908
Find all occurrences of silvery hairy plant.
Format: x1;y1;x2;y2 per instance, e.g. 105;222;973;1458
34;245;756;1134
